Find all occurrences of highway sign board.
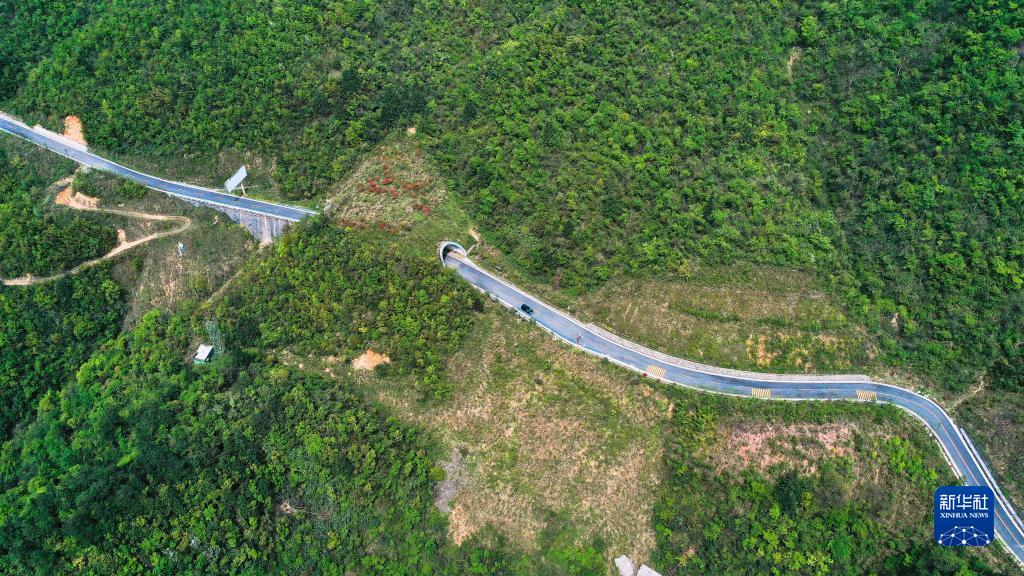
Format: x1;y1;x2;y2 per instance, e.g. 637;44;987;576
224;165;248;192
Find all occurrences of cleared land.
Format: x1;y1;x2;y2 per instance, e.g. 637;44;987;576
291;301;1011;573
67;169;256;326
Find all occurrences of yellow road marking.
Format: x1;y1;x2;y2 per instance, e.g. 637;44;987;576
751;388;771;399
856;390;877;401
645;365;666;379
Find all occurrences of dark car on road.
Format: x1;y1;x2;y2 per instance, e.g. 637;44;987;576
520;303;534;315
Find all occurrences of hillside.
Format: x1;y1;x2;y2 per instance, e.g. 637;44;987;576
4;0;1020;393
1;0;1022;574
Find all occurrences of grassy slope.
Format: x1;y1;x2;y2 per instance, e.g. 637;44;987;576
70;169;255;327
300;300;1014;573
471;226;1024;572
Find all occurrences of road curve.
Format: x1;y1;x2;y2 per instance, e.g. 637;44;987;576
441;244;1024;567
0;113;317;222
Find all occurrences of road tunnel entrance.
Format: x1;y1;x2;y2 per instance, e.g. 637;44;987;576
438;241;467;264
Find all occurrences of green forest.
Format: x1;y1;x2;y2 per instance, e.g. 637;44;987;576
1;0;1022;573
214;219;484;399
3;0;1020;391
0;149;116;277
0;224;607;575
0;266;123;436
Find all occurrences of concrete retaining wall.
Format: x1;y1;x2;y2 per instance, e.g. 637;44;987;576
174;195;291;241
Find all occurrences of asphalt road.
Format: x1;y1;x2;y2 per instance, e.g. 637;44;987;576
0;114;317;222
443;248;1024;567
3;108;1020;565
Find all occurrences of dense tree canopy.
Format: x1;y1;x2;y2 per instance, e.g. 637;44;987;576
0;149;116;277
4;0;1019;390
214;218;483;398
0;311;449;573
798;0;1024;389
0;267;124;436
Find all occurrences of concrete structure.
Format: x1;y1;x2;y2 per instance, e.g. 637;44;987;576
437;240;467;264
172;194;291;242
637;566;662;576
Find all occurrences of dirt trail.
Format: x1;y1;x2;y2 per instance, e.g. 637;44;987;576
3;186;191;287
949;376;988;411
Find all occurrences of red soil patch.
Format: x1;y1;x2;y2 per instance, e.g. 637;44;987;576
63;116;87;147
352;349;391;371
54;186;99;210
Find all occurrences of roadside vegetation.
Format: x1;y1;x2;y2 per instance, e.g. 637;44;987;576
0;146;115;277
651;386;1014;575
0;0;1022;573
70;169;255;326
476;247;873;376
5;0;1019;396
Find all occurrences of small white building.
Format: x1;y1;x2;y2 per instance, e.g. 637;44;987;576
637;565;663;576
193;344;214;365
614;555;635;576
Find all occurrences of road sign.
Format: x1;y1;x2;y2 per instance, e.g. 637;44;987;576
224;165;248;192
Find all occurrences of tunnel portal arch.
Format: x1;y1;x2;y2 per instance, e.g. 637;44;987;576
438;241;467;264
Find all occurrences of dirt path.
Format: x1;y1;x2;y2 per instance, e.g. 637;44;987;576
949;376;988;411
201;260;247;306
3;191;191;287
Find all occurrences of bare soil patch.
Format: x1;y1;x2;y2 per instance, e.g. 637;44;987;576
435;446;468;514
709;422;855;475
63;115;87;147
786;47;803;79
352;349;391;371
54;185;99;210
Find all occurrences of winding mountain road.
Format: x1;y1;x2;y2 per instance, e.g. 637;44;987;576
3;107;1020;566
0;113;316;222
440;242;1024;567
